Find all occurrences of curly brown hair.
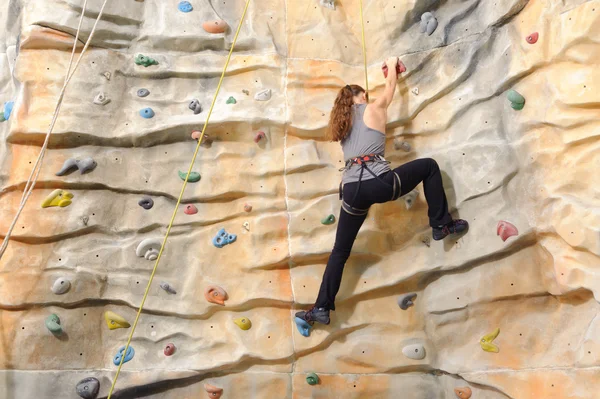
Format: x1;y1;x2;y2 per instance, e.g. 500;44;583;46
327;84;366;142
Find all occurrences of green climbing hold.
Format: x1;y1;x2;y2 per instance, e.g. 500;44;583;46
226;96;237;104
178;170;201;182
45;314;62;334
507;89;525;111
306;372;319;385
135;54;158;67
0;112;5;122
321;214;336;225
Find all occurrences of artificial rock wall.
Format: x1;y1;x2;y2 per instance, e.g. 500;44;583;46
0;0;599;398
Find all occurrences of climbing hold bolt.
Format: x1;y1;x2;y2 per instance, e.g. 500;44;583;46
178;170;201;182
45;313;62;334
497;221;518;242
254;131;266;143
394;138;411;152
164;343;176;356
420;12;438;36
204;286;228;306
189;99;203;114
51;277;71;295
140;107;155;118
202;20;228;34
136;238;162;260
55;157;97;176
160;282;177;294
402;343;426;360
321;214;336;225
212;228;237;248
75;377;100;399
403;189;419;210
320;0;335;10
242;221;250;231
382;59;406;78
226;96;237;104
137;88;150;97
233;317;251;330
135;54;158;67
294;317;313;337
526;32;539;44
254;89;272;101
41;189;74;208
184;204;198;215
306;373;319;385
507;89;525;111
4;101;14;120
102;72;111;80
480;327;500;353
397;293;417;310
113;345;135;366
138;197;154;210
242;89;250;95
178;1;193;12
204;384;223;399
454;387;472;399
104;311;131;330
244;203;252;212
412;87;419;95
93;92;110;106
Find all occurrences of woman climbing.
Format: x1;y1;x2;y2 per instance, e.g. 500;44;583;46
295;57;469;325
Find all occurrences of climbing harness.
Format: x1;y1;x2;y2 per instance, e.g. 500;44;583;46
339;154;400;216
106;0;252;397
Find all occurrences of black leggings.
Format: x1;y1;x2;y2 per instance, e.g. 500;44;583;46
315;158;452;310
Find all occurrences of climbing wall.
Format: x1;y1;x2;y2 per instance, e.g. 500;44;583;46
1;0;599;398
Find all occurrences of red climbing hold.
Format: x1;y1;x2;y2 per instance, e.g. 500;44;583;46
382;59;406;78
254;131;266;143
164;343;176;356
497;221;518;242
184;204;198;215
526;32;539;44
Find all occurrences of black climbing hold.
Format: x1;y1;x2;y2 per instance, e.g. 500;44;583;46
189;99;203;114
76;377;100;399
138;197;154;210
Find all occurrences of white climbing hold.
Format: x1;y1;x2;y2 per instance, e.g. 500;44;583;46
102;72;111;80
136;238;162;261
412;87;419;95
51;277;71;295
403;190;419;210
393;138;411;152
254;89;271;101
242;221;250;231
402;343;426;360
93;92;110;105
320;0;335;9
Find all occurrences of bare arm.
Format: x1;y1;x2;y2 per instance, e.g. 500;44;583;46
373;57;399;110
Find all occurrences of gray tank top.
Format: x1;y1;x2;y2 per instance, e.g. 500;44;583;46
341;104;391;184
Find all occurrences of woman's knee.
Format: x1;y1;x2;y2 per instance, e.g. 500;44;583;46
425;158;439;172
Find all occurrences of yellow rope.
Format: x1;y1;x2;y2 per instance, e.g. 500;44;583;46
358;0;369;101
106;0;252;396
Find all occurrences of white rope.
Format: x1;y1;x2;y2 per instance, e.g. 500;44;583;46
0;0;110;260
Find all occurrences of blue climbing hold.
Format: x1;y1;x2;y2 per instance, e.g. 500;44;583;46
212;228;237;248
4;101;14;120
140;108;155;119
178;1;193;12
294;317;313;337
113;345;135;366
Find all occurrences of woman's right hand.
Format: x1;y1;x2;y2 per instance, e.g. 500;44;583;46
386;56;398;70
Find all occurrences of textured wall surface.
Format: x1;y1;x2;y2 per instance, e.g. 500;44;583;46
0;0;599;398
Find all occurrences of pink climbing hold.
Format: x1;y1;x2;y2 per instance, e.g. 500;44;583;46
244;203;252;212
184;204;198;215
254;131;266;143
526;32;539;44
191;130;202;140
202;20;228;34
497;221;518;242
382;59;406;78
164;343;176;356
204;383;223;399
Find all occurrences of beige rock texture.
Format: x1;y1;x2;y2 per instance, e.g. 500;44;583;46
0;0;599;398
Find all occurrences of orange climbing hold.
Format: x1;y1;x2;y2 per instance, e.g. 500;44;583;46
204;383;223;398
497;221;518;242
203;20;228;34
454;387;472;399
204;286;228;305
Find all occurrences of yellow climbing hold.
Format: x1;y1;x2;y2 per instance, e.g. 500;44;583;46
480;327;500;353
104;311;131;330
41;189;74;208
233;317;252;330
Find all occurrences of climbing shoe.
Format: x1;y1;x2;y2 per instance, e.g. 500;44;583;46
295;306;330;325
432;219;469;241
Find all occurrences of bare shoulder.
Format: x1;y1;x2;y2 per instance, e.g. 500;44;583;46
363;103;386;133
